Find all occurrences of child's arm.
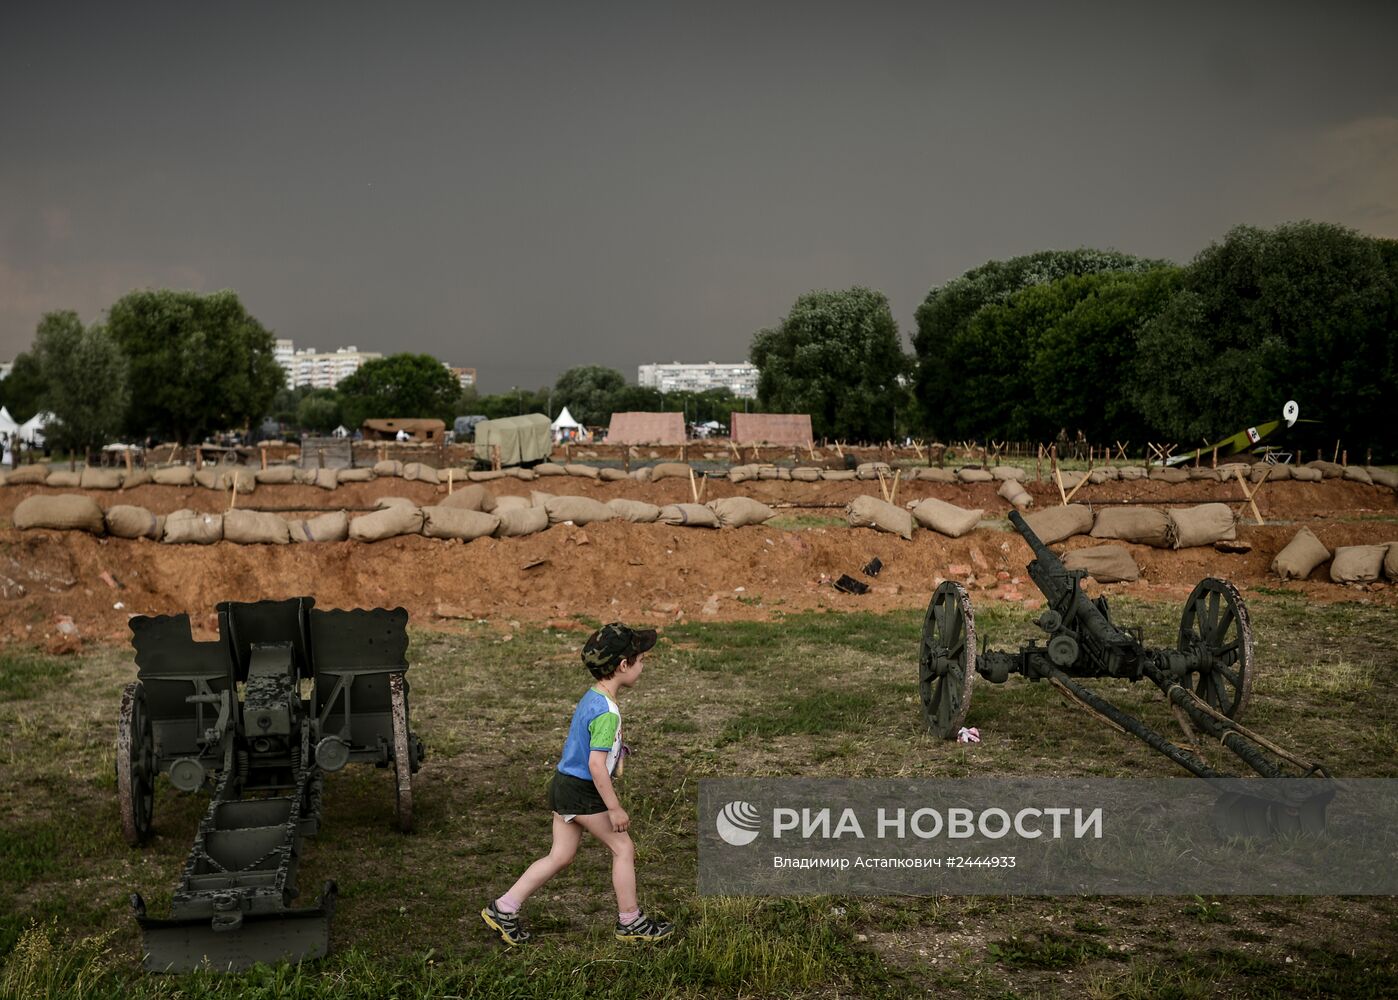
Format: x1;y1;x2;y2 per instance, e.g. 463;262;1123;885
588;750;629;833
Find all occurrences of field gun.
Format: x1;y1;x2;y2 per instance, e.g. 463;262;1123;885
115;597;425;972
918;511;1334;834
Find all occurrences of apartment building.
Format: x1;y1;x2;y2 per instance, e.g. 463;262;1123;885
637;361;758;398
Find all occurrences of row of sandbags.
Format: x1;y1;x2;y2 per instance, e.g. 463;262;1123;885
9;492;781;544
1270;527;1398;584
844;495;1239;549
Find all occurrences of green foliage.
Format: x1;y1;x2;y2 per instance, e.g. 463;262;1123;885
295;390;342;433
27;312;130;454
0;352;46;424
335;353;461;429
1132;222;1398;454
105;290;282;443
751;286;910;442
552;365;626;426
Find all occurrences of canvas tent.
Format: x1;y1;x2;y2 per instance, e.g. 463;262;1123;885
606;411;686;446
0;406;17;437
18;411;53;446
474;413;551;466
730;412;814;447
361;418;445;442
551;406;583;442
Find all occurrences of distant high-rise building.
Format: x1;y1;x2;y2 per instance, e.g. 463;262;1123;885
445;365;477;390
274;339;296;388
292;346;383;389
637;362;758;399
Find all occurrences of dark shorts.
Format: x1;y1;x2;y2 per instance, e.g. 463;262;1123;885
548;771;608;818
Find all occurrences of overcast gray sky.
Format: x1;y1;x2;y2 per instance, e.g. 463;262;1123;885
3;2;1395;392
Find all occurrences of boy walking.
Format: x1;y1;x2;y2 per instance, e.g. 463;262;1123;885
482;623;674;945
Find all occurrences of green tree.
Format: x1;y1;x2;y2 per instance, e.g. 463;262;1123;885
295;391;342;433
913;249;1165;438
0;351;47;423
335;353;461;429
552;366;627;427
27;311;131;456
1132;223;1397;454
751;287;909;442
105;289;283;443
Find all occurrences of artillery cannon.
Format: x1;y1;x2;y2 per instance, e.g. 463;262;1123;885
918;511;1334;834
116;597;425;972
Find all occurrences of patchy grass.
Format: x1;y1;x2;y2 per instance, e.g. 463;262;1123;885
2;597;1397;997
0;650;78;700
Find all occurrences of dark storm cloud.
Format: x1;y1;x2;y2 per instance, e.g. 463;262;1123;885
2;2;1396;390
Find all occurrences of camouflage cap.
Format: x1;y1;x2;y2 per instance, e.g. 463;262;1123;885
581;622;658;679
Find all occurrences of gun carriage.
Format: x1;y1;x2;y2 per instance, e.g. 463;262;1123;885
918;511;1333;834
115;597;424;972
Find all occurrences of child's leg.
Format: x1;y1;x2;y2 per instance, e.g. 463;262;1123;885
499;813;583;909
573;812;637;914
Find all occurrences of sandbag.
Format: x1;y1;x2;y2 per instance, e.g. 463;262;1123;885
728;465;758;483
916;467;957;483
493;506;549;537
1168;503;1237;548
120;469;151;488
105;504;163;540
997;479;1032;510
544;495;615;526
650;462;692;482
1148;467;1189;484
1057;471;1086;490
439;484;496;513
507;466;538;481
5;464;50;484
222;468;257;493
467;470;505;482
910;498;981;538
845;495;914;540
1064;545;1139;583
421;505;499;540
1116;466;1147;481
1306;460;1343;479
80;468;123;490
990;466;1026;482
14;494;105;534
1023;504;1093;545
630;467;653;482
599;468;629;482
707;496;776;528
193;468;219;489
1385;543;1398;582
565;463;600;479
1090;507;1173;547
152;465;196;486
823;470;857;482
256;466;297;484
1330;545;1386;584
293;468;319;485
492;495;532;513
1252;464;1290;482
313;468;339;490
534;463;567;476
1187;467;1221;482
531;490;555;508
855;462;891;481
224;509;291;544
756;465;782;480
402;462;440;484
1096;467;1120;481
957;467;994;484
1290;466;1322;482
375;495;418;509
658;503;721;528
163;509;222;544
287;510;349;543
337;467;375;483
1365;467;1398;490
1270;527;1330;581
606;498;661;523
46;471;81;488
348;505;423;542
373;460;403;477
791;467;822;482
1342;466;1373;485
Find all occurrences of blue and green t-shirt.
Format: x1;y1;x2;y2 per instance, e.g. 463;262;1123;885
557;687;622;780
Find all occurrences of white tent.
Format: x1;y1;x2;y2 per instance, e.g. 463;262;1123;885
0;406;18;436
19;411;53;446
332;425;350;438
551;406;583;442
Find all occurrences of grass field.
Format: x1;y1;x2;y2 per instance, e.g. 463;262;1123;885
2;593;1397;998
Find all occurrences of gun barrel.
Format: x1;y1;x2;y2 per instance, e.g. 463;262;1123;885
1007;510;1066;576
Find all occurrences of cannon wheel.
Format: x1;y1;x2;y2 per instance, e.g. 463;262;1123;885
919;582;977;739
1178;578;1254;720
117;681;155;846
389;673;414;833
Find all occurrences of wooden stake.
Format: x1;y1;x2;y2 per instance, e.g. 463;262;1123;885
1234;467;1270;526
1342;449;1348;468
1052;454;1068;506
688;467;699;504
876;468;890;503
911;440;924;461
1063;471;1090;504
889;469;902;506
260;445;268;471
1115;440;1129;462
229;478;238;511
1211;447;1218;469
1036;444;1043;484
1333;440;1341;464
491;444;501;472
447;468;454;495
834;440;844;459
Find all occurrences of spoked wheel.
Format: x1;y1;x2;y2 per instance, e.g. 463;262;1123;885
1178;578;1254;720
919;582;977;739
389;673;414;833
117;681;156;845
